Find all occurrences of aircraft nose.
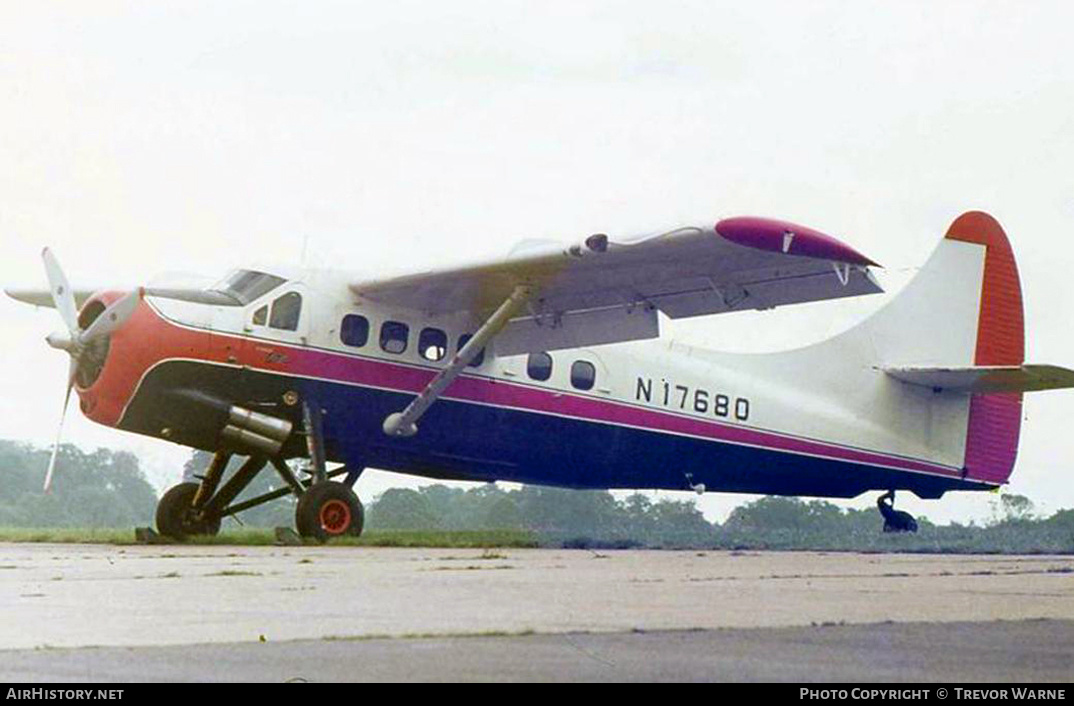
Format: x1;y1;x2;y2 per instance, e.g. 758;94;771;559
66;289;142;390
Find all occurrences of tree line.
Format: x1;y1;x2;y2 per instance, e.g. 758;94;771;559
0;441;158;527
2;442;1072;552
364;483;1074;551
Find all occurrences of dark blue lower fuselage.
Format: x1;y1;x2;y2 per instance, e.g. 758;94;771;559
120;360;987;499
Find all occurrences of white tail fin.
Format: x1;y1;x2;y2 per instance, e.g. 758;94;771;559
852;211;1026;484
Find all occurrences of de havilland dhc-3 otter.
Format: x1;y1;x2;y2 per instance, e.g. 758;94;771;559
8;211;1074;539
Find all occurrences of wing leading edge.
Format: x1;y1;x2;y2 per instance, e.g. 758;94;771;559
5;288;98;309
350;217;883;354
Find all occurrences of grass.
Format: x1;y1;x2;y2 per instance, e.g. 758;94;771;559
0;526;540;548
347;529;537;548
0;525;1070;553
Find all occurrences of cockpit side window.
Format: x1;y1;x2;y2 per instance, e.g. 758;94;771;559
252;305;268;326
269;292;302;331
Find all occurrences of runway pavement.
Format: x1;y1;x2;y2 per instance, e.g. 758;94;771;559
1;544;1072;681
3;620;1073;682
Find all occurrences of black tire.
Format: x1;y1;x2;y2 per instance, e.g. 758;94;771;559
896;511;918;533
295;482;364;542
882;512;918;534
156;482;221;539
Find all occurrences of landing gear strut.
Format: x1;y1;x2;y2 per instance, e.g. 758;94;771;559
154;449;365;542
155;482;221;539
155;397;367;541
291;399;364;540
156;453;265;539
877;490;918;533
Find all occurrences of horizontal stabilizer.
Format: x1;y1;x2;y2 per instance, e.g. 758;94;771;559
884;364;1074;394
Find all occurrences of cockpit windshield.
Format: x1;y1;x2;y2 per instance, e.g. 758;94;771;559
211;270;287;305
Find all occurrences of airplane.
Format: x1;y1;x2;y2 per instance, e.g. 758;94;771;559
7;210;1074;540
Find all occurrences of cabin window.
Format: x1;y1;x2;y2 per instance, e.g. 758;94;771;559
269;292;302;331
380;321;410;354
527;352;553;381
341;314;370;348
457;334;485;368
252;305;268;326
419;328;448;362
570;360;596;390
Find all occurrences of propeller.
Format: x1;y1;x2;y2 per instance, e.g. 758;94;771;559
43;383;73;496
40;247;142;492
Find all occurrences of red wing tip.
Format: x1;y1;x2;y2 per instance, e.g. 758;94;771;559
715;216;878;267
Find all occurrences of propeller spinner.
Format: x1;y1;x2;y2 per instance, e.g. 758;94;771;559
41;247;142;493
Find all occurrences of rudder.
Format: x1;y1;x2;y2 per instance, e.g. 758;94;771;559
946;212;1024;484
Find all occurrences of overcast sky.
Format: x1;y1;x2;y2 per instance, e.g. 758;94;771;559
2;1;1073;525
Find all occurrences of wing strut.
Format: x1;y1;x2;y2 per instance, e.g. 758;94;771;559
382;284;534;437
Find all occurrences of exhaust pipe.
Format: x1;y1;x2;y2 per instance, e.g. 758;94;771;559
220;405;293;456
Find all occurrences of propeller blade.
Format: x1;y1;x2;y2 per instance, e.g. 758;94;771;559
44;382;73;493
42;248;80;335
78;288;143;344
45;330;78;353
67;355;78;387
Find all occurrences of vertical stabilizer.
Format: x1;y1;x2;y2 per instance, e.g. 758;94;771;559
824;210;1025;485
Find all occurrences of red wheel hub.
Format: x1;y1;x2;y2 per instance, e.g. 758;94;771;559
319;499;351;535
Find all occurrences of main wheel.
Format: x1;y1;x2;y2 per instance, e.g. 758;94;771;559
295;482;364;542
156;482;222;539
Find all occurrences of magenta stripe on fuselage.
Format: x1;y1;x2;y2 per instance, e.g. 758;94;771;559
280;343;961;479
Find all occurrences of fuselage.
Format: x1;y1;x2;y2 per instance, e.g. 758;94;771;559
70;264;991;501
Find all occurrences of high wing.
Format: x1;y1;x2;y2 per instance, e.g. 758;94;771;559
5;288;98;310
352;216;882;356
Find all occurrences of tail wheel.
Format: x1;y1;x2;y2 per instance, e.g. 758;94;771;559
156;482;222;539
295;482;364;542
